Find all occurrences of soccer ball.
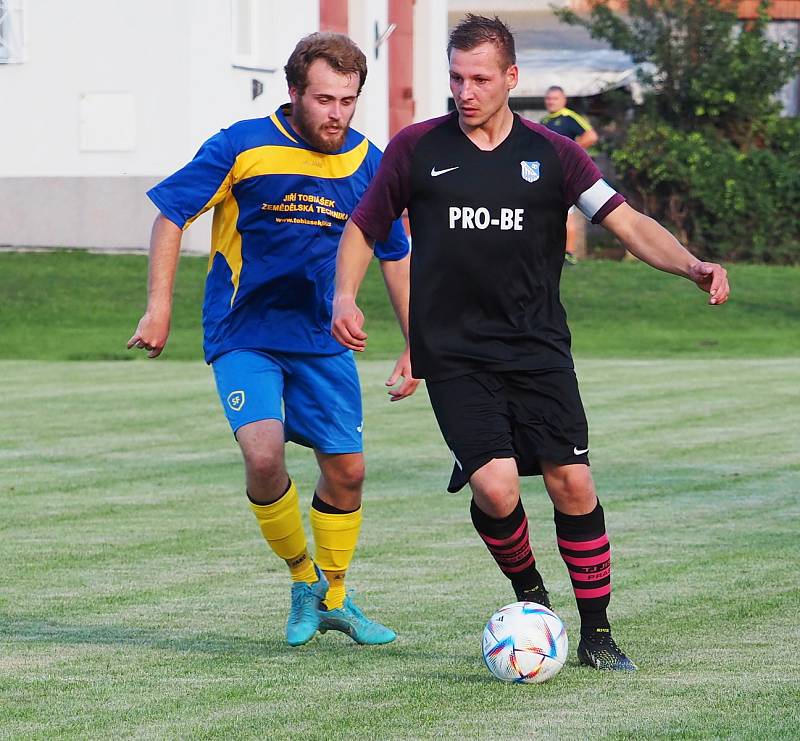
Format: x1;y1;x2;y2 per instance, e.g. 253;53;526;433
482;602;568;684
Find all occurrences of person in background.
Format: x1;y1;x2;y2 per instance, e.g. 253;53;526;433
542;85;598;264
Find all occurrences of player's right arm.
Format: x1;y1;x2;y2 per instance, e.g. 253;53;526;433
127;129;236;358
127;215;183;358
569;109;598;150
332;125;416;352
331;219;375;352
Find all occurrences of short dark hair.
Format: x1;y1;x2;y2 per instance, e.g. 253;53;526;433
447;14;516;69
546;85;565;95
285;33;367;96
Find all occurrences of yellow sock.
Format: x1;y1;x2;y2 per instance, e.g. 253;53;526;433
249;480;317;583
310;505;362;609
322;570;347;610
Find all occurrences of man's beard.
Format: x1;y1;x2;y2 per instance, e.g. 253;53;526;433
292;99;349;153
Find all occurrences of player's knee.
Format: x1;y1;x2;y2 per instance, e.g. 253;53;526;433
325;457;365;493
472;484;519;518
544;464;596;511
339;459;366;491
243;448;285;486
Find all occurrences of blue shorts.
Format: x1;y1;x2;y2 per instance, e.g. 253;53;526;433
211;349;363;454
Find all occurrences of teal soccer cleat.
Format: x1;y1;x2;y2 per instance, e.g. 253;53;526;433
286;566;328;647
318;595;396;645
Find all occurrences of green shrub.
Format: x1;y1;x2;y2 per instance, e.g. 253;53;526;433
611;116;800;263
558;0;800;263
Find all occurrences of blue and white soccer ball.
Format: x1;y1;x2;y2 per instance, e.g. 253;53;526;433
482;602;568;684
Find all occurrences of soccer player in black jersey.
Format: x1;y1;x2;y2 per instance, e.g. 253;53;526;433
331;14;729;671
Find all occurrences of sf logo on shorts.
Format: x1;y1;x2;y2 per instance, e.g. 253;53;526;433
227;390;246;411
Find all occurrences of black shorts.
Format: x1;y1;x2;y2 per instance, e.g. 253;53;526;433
426;369;589;492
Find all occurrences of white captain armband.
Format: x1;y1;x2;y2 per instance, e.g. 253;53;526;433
575;179;617;221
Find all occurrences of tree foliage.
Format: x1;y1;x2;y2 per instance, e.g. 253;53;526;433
557;0;800;263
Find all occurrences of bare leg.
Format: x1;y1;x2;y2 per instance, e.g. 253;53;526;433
314;452;365;512
468;457;520;517
310;451;365;610
235;419;288;503
541;460;631;668
540;462;597;514
468;458;549;604
308;451;394;642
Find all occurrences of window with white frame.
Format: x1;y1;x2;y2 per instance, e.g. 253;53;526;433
0;0;25;64
230;0;317;73
231;0;259;69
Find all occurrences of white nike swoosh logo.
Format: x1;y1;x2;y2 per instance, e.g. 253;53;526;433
573;446;589;455
430;166;460;177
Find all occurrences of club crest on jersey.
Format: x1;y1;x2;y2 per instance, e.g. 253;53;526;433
227;390;245;411
520;160;541;183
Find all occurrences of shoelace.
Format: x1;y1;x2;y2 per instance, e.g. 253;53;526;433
584;633;629;664
518;587;550;604
589;633;618;649
343;597;368;623
290;583;313;614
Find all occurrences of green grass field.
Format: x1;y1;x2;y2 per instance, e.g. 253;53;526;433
1;252;799;738
1;251;798;361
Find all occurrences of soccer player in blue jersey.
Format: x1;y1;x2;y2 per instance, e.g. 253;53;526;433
128;33;416;647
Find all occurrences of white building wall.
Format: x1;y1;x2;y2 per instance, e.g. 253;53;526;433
181;0;320;250
185;0;320;167
0;0;323;251
413;0;450;122
0;0;192;177
347;0;389;149
0;0;416;251
0;0;321;177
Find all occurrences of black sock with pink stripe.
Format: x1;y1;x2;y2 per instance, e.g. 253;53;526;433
470;497;545;595
554;501;612;633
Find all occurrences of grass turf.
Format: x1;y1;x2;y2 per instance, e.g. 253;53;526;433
1;358;799;739
0;250;798;361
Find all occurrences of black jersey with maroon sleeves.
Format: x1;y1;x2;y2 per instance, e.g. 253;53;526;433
351;112;624;381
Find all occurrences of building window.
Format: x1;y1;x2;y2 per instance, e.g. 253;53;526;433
231;0;259;69
0;0;24;64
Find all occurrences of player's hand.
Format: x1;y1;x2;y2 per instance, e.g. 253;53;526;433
127;311;170;358
688;261;729;305
386;346;420;402
331;295;368;351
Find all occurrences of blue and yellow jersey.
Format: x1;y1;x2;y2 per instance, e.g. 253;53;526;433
147;105;409;363
540;107;593;142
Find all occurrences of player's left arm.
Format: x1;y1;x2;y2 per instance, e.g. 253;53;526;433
601;203;730;305
575;127;598;149
570;111;598;150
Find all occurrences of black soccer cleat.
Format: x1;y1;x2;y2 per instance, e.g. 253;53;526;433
514;584;552;610
577;628;637;671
